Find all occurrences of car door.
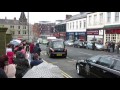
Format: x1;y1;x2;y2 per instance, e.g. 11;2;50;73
94;57;115;78
86;56;101;78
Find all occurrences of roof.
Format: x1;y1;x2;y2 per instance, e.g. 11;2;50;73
56;20;66;25
66;12;91;22
102;55;120;60
0;19;28;25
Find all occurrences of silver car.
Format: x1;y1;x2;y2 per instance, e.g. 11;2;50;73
65;40;74;46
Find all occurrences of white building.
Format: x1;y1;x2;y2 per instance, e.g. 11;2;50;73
86;12;105;44
66;13;89;41
104;12;120;44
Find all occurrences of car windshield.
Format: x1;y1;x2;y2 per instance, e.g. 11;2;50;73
53;41;64;48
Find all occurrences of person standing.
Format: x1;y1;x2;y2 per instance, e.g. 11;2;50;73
92;42;95;50
30;53;43;68
33;43;41;57
14;51;30;78
117;41;120;54
26;42;30;52
30;42;35;60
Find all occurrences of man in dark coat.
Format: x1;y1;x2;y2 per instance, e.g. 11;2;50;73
14;51;30;78
33;43;41;56
30;53;43;68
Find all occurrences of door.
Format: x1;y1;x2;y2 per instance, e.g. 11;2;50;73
95;57;115;78
86;56;101;78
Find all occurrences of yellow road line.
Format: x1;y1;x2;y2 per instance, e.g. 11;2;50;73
61;70;72;78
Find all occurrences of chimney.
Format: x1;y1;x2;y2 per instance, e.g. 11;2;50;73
66;15;72;20
5;17;7;19
14;17;16;20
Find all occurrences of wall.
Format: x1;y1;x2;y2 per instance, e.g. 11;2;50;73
0;27;7;56
66;18;86;32
104;12;120;26
86;12;105;29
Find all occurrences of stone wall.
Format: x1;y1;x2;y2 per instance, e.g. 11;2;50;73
0;27;7;56
6;34;12;45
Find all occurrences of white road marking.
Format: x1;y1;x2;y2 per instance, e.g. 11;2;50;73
79;52;93;56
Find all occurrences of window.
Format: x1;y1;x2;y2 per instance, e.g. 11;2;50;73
107;12;111;23
10;26;14;28
113;61;120;71
73;22;74;29
83;20;86;28
18;31;20;34
88;56;101;63
79;21;81;29
100;13;103;24
18;26;20;29
23;26;26;29
89;16;92;25
76;21;78;29
98;57;114;68
70;23;71;29
115;12;119;22
94;15;97;25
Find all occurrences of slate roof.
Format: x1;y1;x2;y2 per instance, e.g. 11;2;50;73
0;19;28;25
66;12;91;22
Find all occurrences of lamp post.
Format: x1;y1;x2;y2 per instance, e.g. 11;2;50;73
28;12;29;42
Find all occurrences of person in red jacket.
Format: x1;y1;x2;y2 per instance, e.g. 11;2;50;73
30;42;35;60
7;51;14;64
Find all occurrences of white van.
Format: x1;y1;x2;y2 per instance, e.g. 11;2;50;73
47;37;57;41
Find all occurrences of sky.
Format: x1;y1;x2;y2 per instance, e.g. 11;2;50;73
0;12;79;24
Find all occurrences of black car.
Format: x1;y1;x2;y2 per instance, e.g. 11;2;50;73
76;55;120;78
46;39;67;58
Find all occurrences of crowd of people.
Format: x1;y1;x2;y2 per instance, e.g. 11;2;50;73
0;40;43;78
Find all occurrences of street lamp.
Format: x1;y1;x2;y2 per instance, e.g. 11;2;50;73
28;12;29;42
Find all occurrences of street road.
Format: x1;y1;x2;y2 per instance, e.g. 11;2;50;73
40;44;119;78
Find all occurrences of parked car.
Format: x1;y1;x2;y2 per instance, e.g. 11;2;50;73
73;40;87;48
46;39;67;58
76;55;120;78
86;41;104;50
64;40;74;46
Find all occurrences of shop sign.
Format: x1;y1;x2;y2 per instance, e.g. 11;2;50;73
87;30;99;35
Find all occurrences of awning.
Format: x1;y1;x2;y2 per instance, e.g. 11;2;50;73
104;24;120;29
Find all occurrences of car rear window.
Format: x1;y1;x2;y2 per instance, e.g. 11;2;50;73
53;41;64;48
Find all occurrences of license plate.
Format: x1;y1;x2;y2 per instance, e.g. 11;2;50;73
57;54;62;56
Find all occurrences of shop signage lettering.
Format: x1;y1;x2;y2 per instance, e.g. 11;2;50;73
87;30;99;35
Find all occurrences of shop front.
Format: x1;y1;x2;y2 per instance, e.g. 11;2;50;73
66;32;74;40
104;25;120;43
74;32;86;41
87;29;104;44
66;32;86;41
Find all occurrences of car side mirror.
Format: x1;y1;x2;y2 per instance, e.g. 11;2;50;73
96;61;100;64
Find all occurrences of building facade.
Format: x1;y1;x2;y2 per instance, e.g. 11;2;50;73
39;21;55;37
0;12;31;41
66;13;89;41
54;20;66;40
86;12;105;44
104;12;120;44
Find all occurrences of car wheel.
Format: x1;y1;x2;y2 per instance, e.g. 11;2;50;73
76;64;81;75
85;64;90;76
